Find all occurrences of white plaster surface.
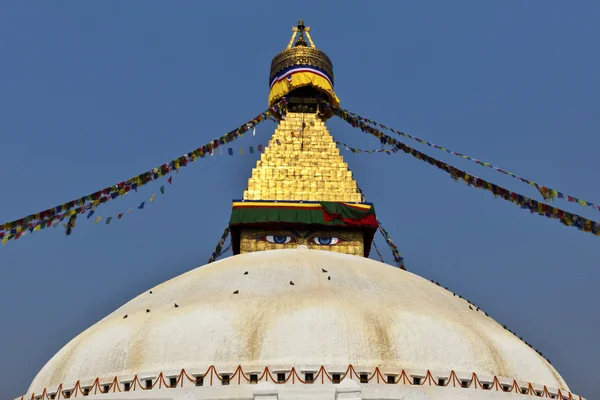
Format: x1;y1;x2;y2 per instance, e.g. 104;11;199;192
26;249;570;398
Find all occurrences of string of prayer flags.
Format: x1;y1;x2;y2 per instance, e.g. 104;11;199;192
333;104;599;212
221;243;233;256
372;241;385;263
85;176;173;230
333;106;600;237
377;219;405;270
64;214;77;237
208;226;231;264
0;99;287;240
1;174;174;245
220;145;265;156
335;139;395;155
355;185;406;270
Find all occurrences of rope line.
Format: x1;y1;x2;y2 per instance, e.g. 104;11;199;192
372;240;385;263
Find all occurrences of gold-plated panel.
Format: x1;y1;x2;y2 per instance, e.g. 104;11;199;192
243;113;361;202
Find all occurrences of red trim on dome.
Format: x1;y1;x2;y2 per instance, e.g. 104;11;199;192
23;365;578;400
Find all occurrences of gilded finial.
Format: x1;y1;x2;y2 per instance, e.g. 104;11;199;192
287;18;316;49
295;33;308;47
269;19;338;107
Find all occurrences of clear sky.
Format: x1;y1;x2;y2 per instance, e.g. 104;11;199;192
1;2;599;399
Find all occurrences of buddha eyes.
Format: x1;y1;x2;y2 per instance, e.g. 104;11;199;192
259;235;344;246
310;237;342;245
264;235;296;244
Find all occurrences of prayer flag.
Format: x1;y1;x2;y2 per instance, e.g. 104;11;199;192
167;176;172;185
106;217;112;224
118;213;124;219
160;185;165;194
249;146;254;154
150;194;155;203
240;148;244;155
87;210;94;219
138;202;145;209
258;144;263;152
95;216;102;223
228;148;233;156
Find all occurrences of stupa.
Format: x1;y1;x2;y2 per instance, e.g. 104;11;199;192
18;20;583;400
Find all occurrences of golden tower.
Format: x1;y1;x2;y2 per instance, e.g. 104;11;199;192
229;20;378;257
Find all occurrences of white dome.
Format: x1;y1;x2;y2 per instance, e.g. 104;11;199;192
28;249;569;397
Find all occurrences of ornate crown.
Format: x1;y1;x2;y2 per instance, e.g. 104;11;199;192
269;20;334;87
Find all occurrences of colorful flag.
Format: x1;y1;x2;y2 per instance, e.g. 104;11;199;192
249;146;254;154
258;144;263;152
105;217;112;224
167;176;172;185
118;213;124;219
150;194;155;203
138;202;145;209
228;148;233;156
95;216;102;223
240;148;244;155
160;185;165;194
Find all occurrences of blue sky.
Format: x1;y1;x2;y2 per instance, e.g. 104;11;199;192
1;2;599;399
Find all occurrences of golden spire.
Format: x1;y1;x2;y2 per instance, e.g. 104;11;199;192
243;112;362;202
269;20;339;107
231;20;375;259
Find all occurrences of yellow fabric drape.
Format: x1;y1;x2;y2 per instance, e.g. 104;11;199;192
268;71;340;107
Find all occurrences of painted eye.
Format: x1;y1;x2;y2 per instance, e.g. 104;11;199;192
311;237;341;245
264;235;295;244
